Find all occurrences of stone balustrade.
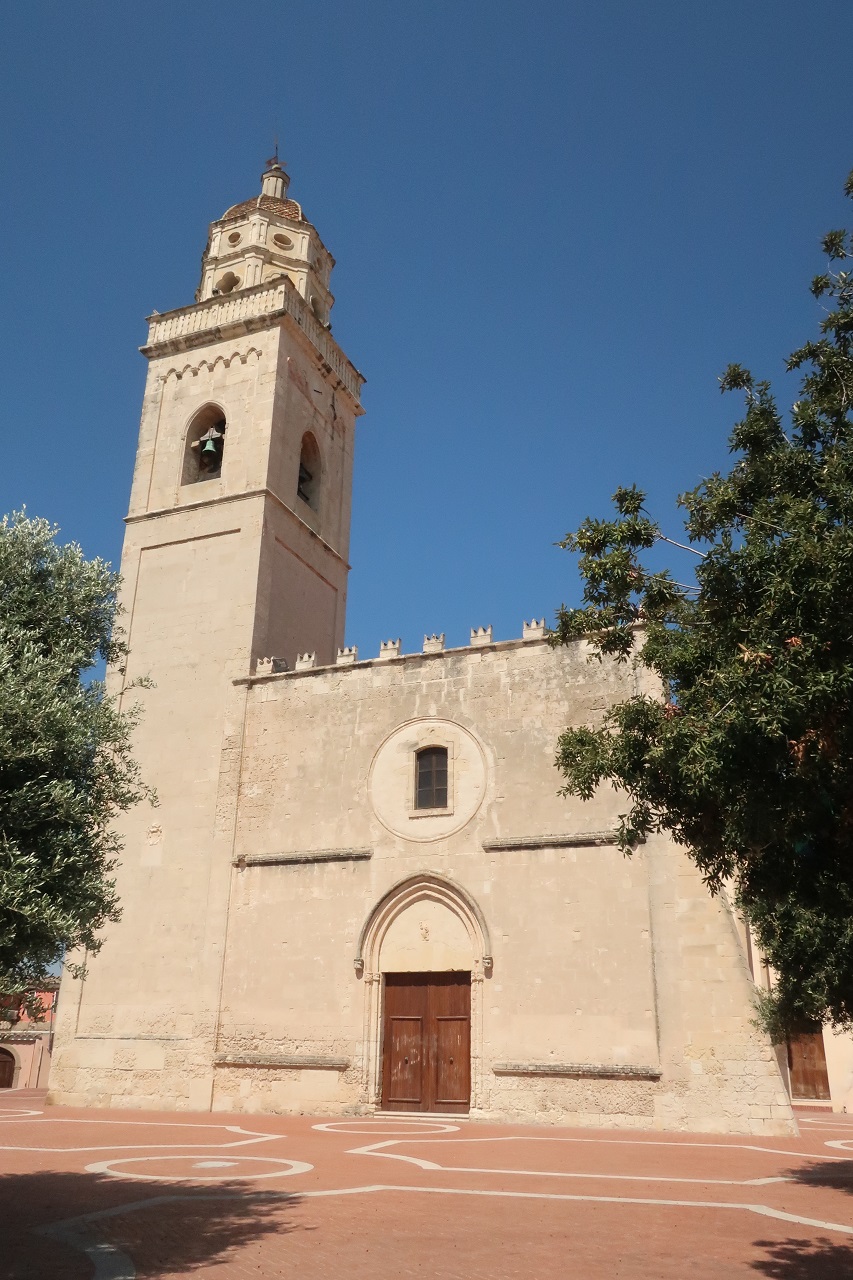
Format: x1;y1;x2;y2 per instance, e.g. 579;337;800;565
145;278;364;403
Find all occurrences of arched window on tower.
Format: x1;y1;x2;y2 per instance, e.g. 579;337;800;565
182;405;227;485
415;746;449;810
297;432;321;510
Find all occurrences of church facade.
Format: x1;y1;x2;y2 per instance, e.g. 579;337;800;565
49;160;832;1132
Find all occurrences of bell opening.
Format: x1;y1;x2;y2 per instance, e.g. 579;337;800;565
182;409;227;485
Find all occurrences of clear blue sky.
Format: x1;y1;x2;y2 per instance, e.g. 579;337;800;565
1;1;851;654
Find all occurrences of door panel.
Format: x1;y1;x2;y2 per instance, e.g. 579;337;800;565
381;976;428;1112
381;972;471;1112
386;1017;424;1106
433;1016;470;1109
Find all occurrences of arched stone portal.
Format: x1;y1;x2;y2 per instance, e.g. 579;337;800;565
355;873;492;1112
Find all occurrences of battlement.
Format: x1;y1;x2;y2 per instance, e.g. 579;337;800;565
250;618;551;683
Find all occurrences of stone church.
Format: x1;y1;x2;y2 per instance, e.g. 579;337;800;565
48;158;846;1132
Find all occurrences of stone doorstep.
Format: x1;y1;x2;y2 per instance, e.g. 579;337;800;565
372;1110;471;1121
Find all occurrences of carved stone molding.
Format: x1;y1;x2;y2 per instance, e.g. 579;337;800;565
492;1061;661;1080
213;1053;349;1071
482;831;619;851
234;848;371;868
160;346;262;383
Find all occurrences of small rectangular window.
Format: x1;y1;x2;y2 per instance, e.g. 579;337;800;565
415;746;448;809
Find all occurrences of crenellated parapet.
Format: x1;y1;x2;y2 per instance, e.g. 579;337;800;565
246;619;552;683
522;618;546;640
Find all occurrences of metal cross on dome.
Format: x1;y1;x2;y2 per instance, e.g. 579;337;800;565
266;138;284;169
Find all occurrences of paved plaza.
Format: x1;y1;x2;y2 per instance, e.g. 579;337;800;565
2;1091;853;1278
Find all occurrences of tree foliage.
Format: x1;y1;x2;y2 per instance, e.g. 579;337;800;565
553;170;853;1032
0;512;152;991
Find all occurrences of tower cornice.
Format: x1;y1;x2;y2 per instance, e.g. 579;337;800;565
141;277;364;409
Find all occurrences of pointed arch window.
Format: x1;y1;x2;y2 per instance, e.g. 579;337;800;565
415;746;449;810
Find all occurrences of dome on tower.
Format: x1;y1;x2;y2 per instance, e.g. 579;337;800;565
221;193;305;223
220;156;307;224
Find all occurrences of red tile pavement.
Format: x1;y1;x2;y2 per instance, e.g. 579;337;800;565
1;1091;852;1278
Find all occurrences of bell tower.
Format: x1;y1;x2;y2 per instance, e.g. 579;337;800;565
127;153;364;675
49;158;364;1108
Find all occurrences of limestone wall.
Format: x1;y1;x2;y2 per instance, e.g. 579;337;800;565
51;628;794;1131
205;636;794;1133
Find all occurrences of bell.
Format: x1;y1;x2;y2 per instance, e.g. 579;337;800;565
200;438;220;468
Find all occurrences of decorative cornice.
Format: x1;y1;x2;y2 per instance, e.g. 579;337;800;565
160;346;262;383
213;1052;350;1071
142;277;364;407
492;1061;661;1080
234;848;371;868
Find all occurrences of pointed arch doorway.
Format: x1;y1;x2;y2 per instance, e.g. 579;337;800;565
355;874;493;1115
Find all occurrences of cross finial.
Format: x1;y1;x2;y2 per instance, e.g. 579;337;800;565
260;140;291;199
265;137;281;170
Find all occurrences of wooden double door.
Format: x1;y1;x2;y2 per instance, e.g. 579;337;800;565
381;972;471;1113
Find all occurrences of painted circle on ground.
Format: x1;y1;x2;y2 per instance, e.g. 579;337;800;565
0;1108;43;1118
824;1139;853;1151
85;1155;313;1182
313;1119;459;1135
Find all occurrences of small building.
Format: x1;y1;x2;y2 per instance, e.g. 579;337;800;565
48;157;839;1132
0;984;59;1089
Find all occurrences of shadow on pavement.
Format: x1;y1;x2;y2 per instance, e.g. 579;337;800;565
780;1159;853;1191
750;1237;853;1278
0;1169;303;1279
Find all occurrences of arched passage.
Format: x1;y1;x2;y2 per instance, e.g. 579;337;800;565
355;873;492;1113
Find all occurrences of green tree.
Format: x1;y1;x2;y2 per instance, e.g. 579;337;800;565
553;171;853;1033
0;512;151;993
